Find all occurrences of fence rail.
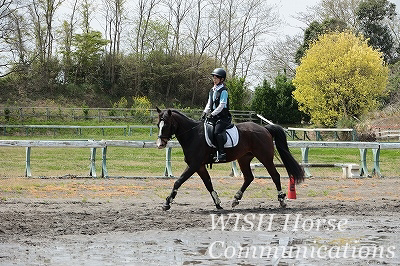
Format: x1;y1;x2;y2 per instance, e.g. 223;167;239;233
0;124;131;136
287;127;357;141
1;107;256;124
375;129;400;141
256;114;357;141
0;124;161;136
0;140;398;178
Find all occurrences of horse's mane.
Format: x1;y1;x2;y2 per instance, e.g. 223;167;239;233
170;109;198;123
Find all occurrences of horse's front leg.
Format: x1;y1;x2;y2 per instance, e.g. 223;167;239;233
197;165;223;209
163;165;197;211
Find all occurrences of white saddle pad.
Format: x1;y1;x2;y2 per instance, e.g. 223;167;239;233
205;125;239;148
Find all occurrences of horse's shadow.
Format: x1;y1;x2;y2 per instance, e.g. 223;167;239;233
195;205;321;215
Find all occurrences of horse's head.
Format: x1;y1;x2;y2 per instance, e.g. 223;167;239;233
156;107;176;149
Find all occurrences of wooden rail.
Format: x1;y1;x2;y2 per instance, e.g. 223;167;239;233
375;129;400;141
0;124;128;136
287;127;357;141
1;107;256;123
0;140;399;178
0;124;159;136
251;141;381;178
256;114;357;141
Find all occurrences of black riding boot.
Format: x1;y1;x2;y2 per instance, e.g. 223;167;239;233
214;134;226;162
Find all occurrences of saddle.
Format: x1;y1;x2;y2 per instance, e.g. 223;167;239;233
204;119;239;148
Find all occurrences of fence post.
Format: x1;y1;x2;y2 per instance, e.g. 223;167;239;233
352;129;357;141
101;146;108;178
301;147;312;177
164;147;173;177
89;148;97;177
231;161;240;177
359;148;368;177
333;131;339;141
372;148;382;177
315;130;322;141
25;147;32;177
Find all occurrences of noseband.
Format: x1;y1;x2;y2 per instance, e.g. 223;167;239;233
158;119;176;140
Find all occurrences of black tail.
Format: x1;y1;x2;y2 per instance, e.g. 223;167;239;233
266;124;305;184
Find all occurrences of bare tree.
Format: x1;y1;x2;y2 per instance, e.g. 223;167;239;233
102;0;126;91
129;0;161;96
134;0;160;56
208;0;279;78
0;0;27;77
387;5;400;59
102;0;125;56
186;0;216;104
28;0;64;64
295;0;362;30
58;0;78;83
163;0;193;55
80;0;95;33
259;34;302;80
233;0;279;78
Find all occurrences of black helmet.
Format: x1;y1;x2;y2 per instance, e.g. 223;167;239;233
211;68;226;79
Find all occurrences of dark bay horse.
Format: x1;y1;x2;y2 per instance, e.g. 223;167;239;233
156;107;304;210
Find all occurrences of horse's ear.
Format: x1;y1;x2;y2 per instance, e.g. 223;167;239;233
167;109;172;116
156;107;161;113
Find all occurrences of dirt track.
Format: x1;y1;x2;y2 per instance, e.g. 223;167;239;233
0;176;399;265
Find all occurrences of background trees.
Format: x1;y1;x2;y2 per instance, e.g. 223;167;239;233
0;0;399;129
356;0;398;63
293;31;389;127
0;0;280;108
251;73;304;124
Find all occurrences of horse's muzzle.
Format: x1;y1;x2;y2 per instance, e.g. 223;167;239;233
156;137;168;149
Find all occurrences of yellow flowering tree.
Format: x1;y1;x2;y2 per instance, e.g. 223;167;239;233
293;31;389;127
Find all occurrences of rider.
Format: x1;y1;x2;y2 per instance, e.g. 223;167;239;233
201;68;232;163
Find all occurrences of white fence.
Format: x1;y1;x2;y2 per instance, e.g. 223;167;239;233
0;140;399;178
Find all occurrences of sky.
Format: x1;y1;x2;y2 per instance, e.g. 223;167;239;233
268;0;318;37
269;0;400;37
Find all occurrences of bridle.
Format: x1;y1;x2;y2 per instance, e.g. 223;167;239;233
157;119;176;140
158;114;202;141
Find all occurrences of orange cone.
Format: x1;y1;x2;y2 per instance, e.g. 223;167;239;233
288;175;296;199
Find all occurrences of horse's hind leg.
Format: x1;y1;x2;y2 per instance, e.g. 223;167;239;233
232;154;255;207
259;158;287;208
197;165;223;209
251;143;287;208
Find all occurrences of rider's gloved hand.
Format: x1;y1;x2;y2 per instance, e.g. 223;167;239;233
200;112;207;121
206;113;215;122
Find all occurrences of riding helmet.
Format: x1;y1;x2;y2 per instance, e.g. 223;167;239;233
211;68;226;79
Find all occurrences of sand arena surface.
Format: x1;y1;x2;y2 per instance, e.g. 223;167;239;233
0;176;399;265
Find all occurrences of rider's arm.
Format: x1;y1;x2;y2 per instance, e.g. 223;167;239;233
203;93;212;114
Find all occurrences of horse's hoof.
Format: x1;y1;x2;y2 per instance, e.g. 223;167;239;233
216;204;223;210
162;204;171;211
232;200;239;208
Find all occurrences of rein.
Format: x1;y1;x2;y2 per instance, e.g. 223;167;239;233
170;122;202;140
158;111;202;141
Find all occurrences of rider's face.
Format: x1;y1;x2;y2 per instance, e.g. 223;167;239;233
212;75;222;85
